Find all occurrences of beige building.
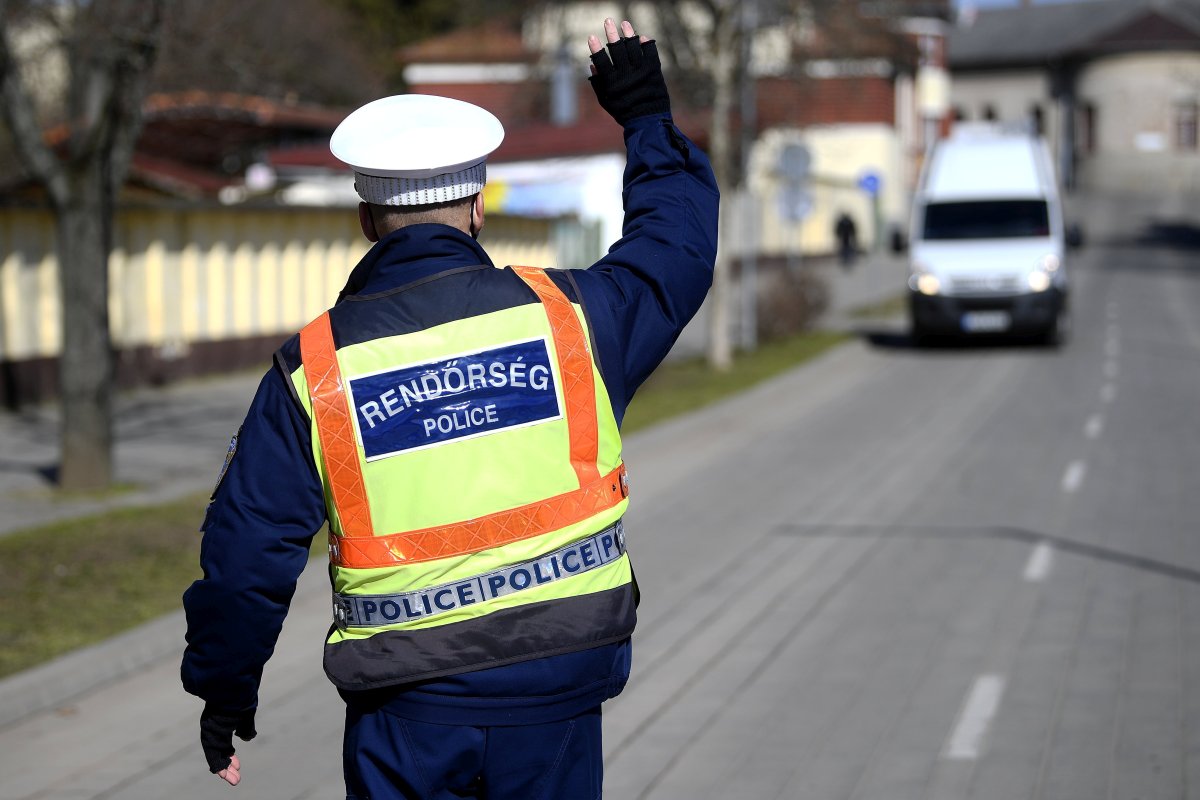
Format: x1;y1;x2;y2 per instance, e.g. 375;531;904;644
947;0;1200;192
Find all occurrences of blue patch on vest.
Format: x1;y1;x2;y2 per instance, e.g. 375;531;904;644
348;338;561;460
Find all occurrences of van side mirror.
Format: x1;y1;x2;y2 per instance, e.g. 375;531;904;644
1066;224;1084;249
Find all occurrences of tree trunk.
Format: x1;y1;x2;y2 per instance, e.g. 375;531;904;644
55;165;114;491
706;18;737;372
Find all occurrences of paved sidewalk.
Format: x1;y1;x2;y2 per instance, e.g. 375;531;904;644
810;249;907;329
0;372;261;537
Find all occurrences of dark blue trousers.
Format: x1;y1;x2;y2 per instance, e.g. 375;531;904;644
343;705;603;800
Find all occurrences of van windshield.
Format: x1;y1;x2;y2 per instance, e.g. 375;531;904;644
922;200;1050;240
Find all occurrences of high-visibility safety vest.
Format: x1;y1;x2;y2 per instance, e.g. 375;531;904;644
288;264;634;691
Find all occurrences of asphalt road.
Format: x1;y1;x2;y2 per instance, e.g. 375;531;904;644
3;194;1199;799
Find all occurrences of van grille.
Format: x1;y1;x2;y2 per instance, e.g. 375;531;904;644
948;274;1023;295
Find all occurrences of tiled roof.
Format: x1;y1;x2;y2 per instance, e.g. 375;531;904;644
141;91;346;128
948;0;1200;68
8;92;346;202
127;152;235;198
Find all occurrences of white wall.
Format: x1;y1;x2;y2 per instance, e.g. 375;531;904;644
1078;52;1200;154
485;154;625;265
950;69;1058;141
1076;51;1200;191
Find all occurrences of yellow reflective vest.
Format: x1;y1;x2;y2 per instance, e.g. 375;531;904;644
289;265;634;690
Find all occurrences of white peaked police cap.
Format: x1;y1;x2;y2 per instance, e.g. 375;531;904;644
330;94;505;206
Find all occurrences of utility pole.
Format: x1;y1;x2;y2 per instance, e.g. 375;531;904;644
738;0;759;352
706;3;738;371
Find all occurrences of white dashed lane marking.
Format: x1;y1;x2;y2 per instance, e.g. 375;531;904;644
1103;359;1119;379
1085;413;1104;440
1061;460;1087;494
1101;383;1117;403
943;674;1007;760
1023;542;1055;582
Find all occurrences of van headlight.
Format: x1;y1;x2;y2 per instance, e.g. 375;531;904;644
1027;253;1061;292
908;264;941;296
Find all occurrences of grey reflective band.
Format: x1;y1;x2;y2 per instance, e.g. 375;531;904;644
332;522;625;629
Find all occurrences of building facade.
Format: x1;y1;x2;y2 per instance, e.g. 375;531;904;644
948;0;1200;192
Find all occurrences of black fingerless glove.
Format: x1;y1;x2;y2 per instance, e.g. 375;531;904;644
199;705;257;773
589;37;671;125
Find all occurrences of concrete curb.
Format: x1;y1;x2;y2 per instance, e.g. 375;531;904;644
0;609;186;730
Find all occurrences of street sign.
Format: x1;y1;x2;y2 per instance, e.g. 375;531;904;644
778;186;813;222
778;143;812;184
857;171;882;196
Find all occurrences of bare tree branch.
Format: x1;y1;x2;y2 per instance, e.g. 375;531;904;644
103;0;165;190
0;0;68;204
655;1;701;70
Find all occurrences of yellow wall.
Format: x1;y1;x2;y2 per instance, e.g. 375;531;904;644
0;207;556;361
748;124;906;256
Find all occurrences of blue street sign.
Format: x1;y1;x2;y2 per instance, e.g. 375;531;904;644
857;171;882;196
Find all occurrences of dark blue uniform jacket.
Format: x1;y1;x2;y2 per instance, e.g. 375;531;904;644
182;113;719;725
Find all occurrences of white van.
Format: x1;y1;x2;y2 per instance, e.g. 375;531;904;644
907;125;1070;345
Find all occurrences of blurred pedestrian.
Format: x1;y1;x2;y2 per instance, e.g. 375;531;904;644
181;16;718;799
835;211;858;268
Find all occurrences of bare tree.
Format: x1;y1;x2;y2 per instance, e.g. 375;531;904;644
0;0;165;490
654;0;787;370
154;0;385;105
652;0;913;369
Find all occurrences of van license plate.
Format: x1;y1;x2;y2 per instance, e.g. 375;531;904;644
961;310;1011;332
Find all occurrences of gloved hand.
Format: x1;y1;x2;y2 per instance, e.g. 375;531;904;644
588;24;671;125
199;704;257;774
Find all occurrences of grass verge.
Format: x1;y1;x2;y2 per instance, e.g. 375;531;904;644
0;496;209;678
0;328;848;679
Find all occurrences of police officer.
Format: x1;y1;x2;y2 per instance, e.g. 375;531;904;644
182;17;718;798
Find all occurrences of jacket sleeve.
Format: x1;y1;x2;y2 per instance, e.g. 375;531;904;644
181;361;327;712
571;112;719;420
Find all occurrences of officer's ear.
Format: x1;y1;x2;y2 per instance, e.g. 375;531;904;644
358;202;379;243
470;192;485;238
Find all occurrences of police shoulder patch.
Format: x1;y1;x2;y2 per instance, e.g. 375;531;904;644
211;428;240;499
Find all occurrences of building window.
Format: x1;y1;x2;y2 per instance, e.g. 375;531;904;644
1176;101;1198;150
1077;103;1096;155
1030;104;1044;136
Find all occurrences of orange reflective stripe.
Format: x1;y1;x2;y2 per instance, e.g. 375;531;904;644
511;266;601;486
300;312;375;538
330;464;626;568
